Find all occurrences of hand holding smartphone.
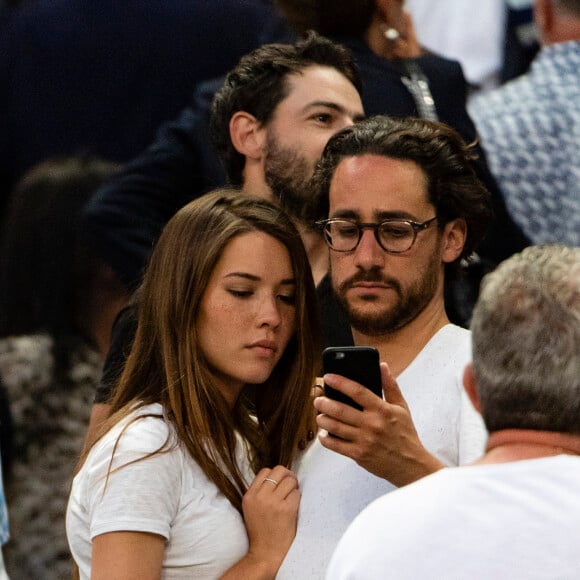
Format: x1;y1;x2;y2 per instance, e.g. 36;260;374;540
322;346;382;411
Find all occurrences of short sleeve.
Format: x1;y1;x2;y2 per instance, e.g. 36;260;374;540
83;413;183;540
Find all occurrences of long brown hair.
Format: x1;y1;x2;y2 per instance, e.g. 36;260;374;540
86;189;321;512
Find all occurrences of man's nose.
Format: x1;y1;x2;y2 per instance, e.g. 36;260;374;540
353;229;385;270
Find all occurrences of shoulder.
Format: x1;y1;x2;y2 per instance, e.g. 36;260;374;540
78;403;185;509
422;324;471;363
92;403;175;463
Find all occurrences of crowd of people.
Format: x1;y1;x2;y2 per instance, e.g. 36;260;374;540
0;1;578;578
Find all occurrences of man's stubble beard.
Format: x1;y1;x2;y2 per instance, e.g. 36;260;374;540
332;249;442;336
263;131;313;222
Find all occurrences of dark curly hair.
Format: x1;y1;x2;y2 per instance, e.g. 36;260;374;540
309;115;493;265
210;30;362;186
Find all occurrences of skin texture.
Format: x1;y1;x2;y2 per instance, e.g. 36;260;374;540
197;231;297;408
315;154;467;485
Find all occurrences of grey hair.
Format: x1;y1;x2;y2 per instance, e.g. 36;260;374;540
470;244;580;434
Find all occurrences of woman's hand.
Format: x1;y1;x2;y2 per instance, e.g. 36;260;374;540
381;11;422;59
221;466;300;579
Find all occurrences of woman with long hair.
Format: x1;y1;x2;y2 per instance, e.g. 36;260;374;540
66;189;321;579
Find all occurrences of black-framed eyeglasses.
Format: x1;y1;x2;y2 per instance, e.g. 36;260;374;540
316;216;438;253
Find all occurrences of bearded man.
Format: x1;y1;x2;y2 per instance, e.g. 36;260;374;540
277;116;493;578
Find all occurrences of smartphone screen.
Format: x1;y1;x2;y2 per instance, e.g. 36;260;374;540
322;346;382;411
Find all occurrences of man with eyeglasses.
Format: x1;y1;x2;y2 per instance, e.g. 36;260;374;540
277;116;493;578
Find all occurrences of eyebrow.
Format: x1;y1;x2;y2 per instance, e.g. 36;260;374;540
224;272;296;285
302;101;365;121
331;209;421;221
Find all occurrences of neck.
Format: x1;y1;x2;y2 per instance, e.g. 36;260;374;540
295;223;329;286
475;429;580;465
242;166;275;202
352;291;449;377
540;15;580;46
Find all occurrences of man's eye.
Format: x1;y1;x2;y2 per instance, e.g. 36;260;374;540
312;113;332;124
380;225;409;238
335;225;359;238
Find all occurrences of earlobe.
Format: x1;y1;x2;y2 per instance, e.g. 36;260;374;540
441;218;467;264
229;112;265;160
463;363;482;413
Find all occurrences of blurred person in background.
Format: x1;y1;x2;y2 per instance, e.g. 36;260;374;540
0;0;289;223
405;0;538;95
0;460;8;580
0;157;130;579
469;0;580;247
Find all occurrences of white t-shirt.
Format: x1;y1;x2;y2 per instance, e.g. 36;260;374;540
277;325;486;579
327;455;580;579
66;403;253;579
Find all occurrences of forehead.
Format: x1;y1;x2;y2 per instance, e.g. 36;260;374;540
273;65;363;119
213;231;293;276
328;154;432;219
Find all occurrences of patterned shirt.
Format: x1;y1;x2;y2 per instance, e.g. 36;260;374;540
469;41;580;246
0;462;8;546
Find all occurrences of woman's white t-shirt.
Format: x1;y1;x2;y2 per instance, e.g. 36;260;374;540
66;403;253;579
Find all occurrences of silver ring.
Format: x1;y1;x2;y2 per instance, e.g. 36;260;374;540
263;477;279;487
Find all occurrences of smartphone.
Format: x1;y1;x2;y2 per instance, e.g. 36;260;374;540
322;346;382;411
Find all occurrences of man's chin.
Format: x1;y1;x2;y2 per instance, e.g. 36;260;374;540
343;305;400;336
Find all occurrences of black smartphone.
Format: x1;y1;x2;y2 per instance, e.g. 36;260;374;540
322;346;382;411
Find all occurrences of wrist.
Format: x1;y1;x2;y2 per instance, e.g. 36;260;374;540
387;446;444;488
244;549;282;579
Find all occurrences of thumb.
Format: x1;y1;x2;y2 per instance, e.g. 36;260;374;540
380;362;409;409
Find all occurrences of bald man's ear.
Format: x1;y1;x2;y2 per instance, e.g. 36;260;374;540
229;112;266;160
463;363;482;414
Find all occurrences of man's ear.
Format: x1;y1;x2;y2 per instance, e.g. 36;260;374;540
229;111;265;160
463;363;482;413
441;218;467;264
